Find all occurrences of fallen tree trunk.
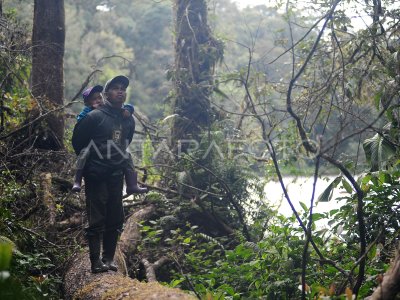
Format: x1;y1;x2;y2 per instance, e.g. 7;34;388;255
119;205;156;256
63;252;194;300
63;250;125;299
63;204;195;300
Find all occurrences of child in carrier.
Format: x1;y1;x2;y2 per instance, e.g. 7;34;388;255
71;85;148;195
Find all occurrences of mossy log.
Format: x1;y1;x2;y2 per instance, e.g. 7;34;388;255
63;252;194;300
119;205;156;256
63;204;195;299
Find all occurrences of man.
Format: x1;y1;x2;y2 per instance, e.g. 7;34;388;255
72;75;135;273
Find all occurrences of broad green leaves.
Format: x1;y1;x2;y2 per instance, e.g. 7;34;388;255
363;131;396;171
318;176;342;202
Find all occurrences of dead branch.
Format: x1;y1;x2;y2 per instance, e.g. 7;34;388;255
70;70;102;102
0;101;79;140
40;172;56;226
141;257;170;282
8;222;59;248
57;213;83;230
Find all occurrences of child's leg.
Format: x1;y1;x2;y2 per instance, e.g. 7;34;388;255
124;153;148;195
72;148;89;192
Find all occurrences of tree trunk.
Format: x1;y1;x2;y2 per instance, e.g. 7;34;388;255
171;0;223;151
63;205;195;300
31;0;65;150
119;205;156;266
63;252;194;300
367;247;400;300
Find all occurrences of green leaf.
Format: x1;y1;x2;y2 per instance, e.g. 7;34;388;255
194;283;207;293
344;161;354;170
374;90;383;110
142;225;151;231
0;236;22;257
360;173;372;185
368;244;377;260
299;201;308;212
329;209;339;216
170;278;185;288
218;284;236;296
341;178;353;194
371;176;379;186
312;213;325;222
318;176;342;202
363;132;396;171
379;172;391;184
386;104;400;122
0;243;13;271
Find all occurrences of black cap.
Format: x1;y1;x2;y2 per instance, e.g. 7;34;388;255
104;75;129;92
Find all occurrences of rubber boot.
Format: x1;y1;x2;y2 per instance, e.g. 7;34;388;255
124;169;148;195
88;235;108;273
72;169;83;193
102;230;119;271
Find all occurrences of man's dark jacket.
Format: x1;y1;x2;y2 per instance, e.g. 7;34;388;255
72;102;135;176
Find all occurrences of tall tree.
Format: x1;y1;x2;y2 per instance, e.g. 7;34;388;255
31;0;65;150
171;0;223;151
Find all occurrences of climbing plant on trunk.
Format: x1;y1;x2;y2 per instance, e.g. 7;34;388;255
171;0;223;151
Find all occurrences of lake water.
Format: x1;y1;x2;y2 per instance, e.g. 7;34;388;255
261;176;347;228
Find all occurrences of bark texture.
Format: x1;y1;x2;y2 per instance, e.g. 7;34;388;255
119;204;156;274
171;0;223;150
63;205;195;299
40;172;56;226
31;0;65;150
141;257;170;282
119;205;156;256
63;251;194;300
368;247;400;300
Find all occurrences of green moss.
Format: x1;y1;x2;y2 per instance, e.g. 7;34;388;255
145;191;166;203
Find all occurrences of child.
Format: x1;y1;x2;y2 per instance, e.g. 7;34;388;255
71;85;148;195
